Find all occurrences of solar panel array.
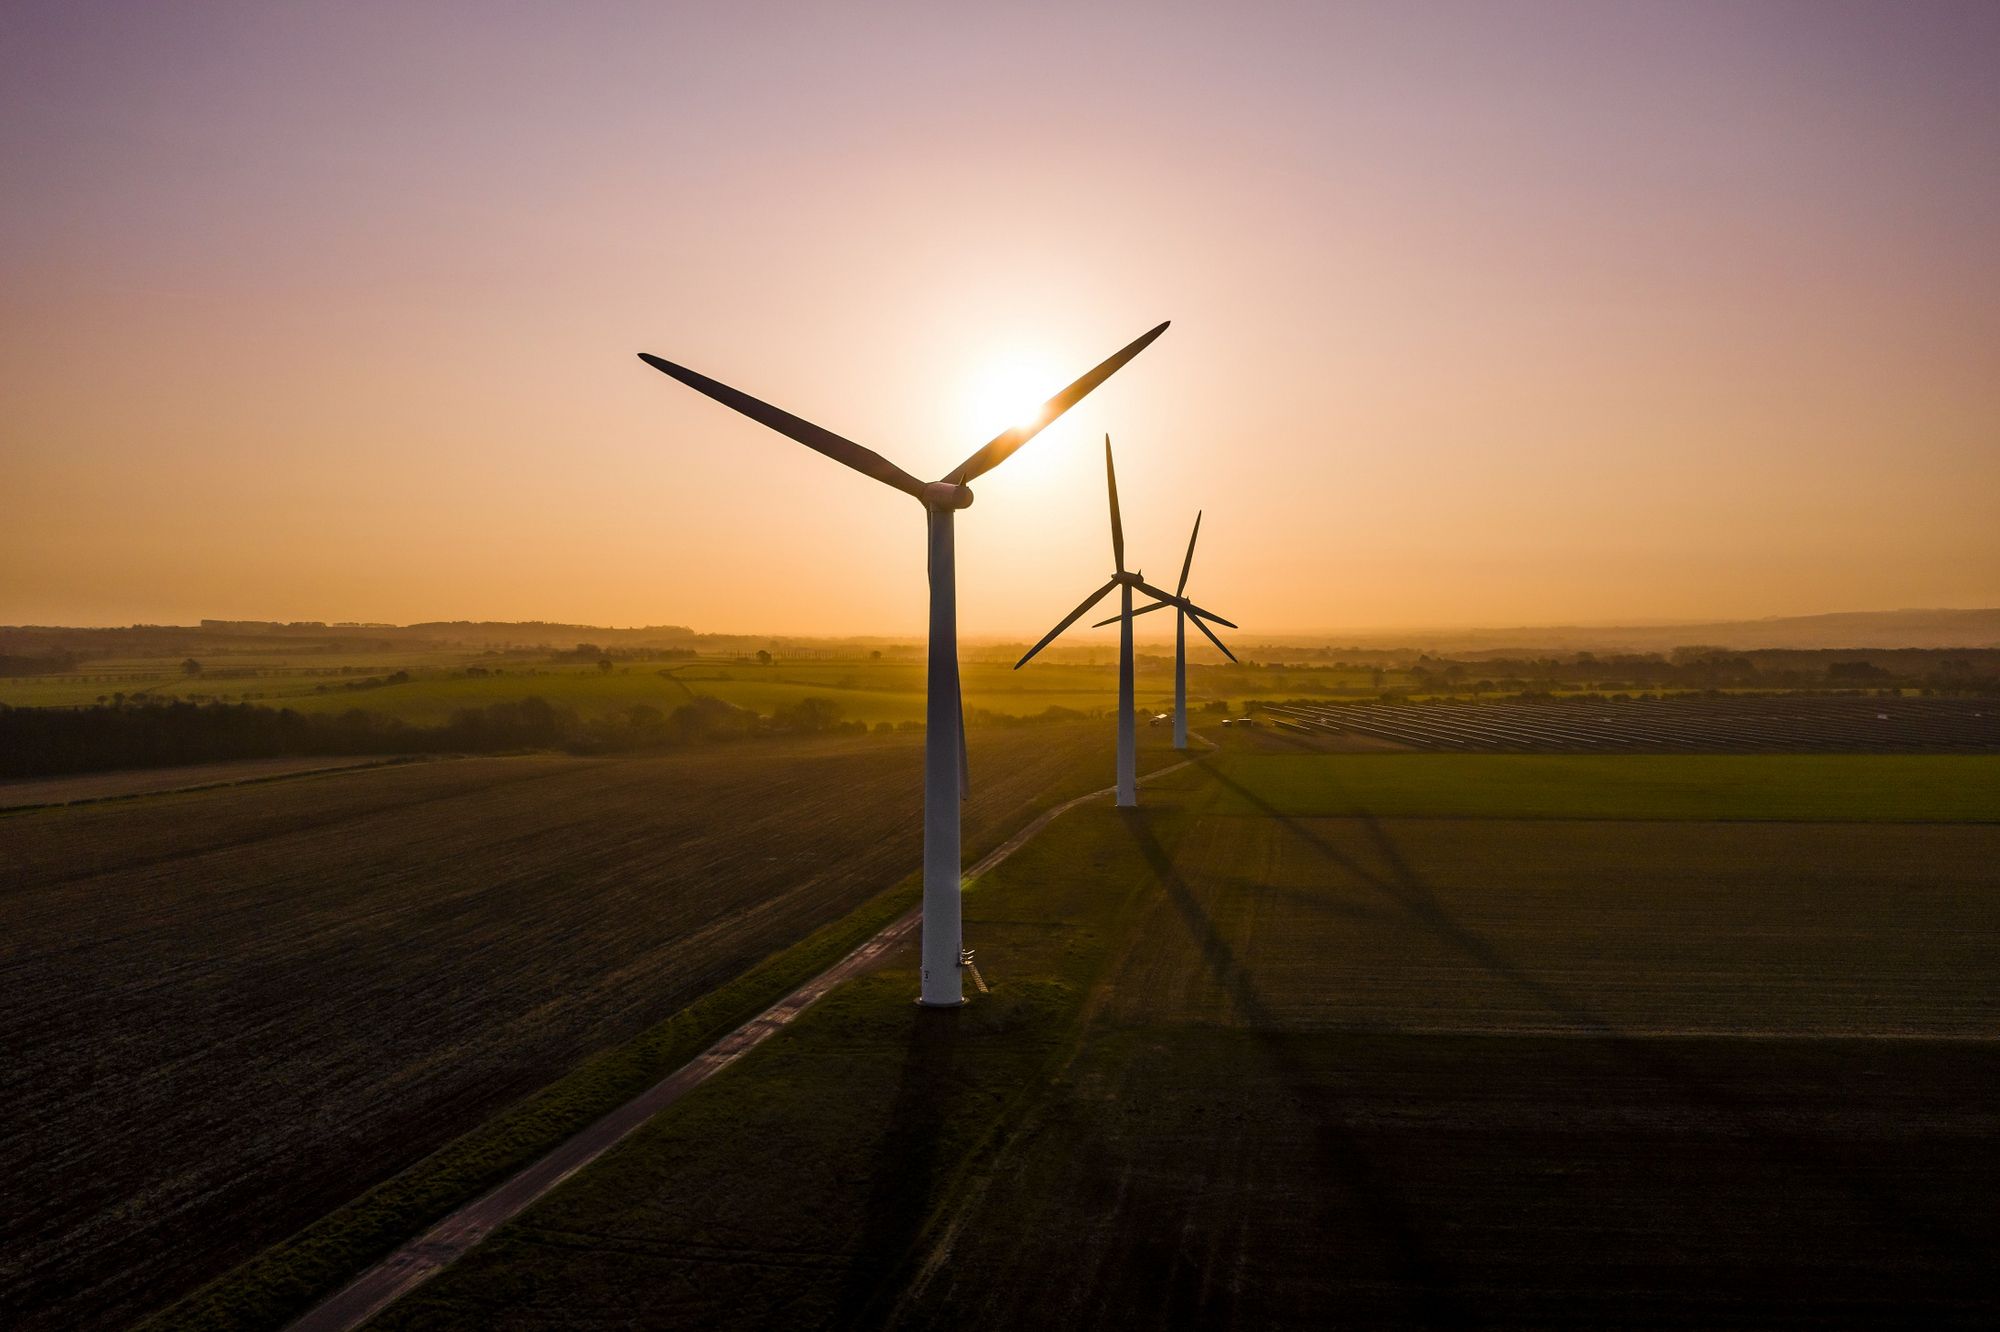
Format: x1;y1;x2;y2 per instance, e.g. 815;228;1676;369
1261;695;2000;753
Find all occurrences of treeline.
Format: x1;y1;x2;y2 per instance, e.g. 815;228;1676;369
0;651;81;677
0;694;869;780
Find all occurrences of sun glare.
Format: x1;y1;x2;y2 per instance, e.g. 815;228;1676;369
960;354;1065;443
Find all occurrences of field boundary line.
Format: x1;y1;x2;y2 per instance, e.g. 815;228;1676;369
0;754;441;815
284;743;1209;1332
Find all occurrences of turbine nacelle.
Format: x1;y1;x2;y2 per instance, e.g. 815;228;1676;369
922;481;975;510
1082;510;1238;663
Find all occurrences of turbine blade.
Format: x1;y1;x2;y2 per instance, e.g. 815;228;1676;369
1106;436;1125;572
637;353;928;500
1189;611;1238;663
1134;579;1238;630
1091;600;1171;629
1176;511;1202;597
945;322;1169;485
1015;578;1118;669
1186;604;1236;630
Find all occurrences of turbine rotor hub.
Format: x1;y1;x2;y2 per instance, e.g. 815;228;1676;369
923;481;975;510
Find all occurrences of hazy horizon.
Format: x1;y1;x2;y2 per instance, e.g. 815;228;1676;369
6;2;1997;634
12;603;1999;652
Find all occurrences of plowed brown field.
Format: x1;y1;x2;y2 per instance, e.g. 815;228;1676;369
0;722;1167;1330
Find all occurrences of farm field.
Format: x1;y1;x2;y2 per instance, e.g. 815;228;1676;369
0;721;1181;1331
259;663;1209;728
371;746;2000;1329
1265;695;2000;752
0;754;416;809
12;650;1990;745
0;651;1372;720
0;650;475;708
1203;749;2000;822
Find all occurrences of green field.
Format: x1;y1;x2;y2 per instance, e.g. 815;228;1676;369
0;649;469;708
364;748;2000;1329
0;651;1386;722
12;644;1942;728
1203;744;2000;822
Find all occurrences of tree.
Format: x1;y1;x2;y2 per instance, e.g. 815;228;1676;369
773;696;841;732
756;649;773;666
182;658;202;676
667;695;756;743
597;658;614;674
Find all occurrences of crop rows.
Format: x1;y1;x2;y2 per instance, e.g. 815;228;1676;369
0;722;1163;1331
1265;694;2000;752
368;759;2000;1329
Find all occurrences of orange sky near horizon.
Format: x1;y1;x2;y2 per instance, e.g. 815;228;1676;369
4;2;1996;640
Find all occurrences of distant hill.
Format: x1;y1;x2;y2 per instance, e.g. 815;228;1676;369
203;619;706;647
0;620;688;658
4;608;1996;663
0;619;909;663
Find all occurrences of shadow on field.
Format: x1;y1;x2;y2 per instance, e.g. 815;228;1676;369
1205;762;1625;1032
1196;761;1979;1277
830;1006;962;1329
1119;807;1465;1326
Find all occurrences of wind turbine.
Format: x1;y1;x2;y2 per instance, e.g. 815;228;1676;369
638;322;1168;1005
1015;437;1235;803
1098;512;1237;750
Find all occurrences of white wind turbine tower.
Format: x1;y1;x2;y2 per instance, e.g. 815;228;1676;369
638;322;1168;1005
1015;438;1235;803
1097;512;1237;749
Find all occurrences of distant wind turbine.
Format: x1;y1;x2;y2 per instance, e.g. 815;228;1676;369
1016;437;1235;802
639;322;1168;1005
1097;512;1237;750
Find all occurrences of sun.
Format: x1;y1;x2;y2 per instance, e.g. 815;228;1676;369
960;353;1066;443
